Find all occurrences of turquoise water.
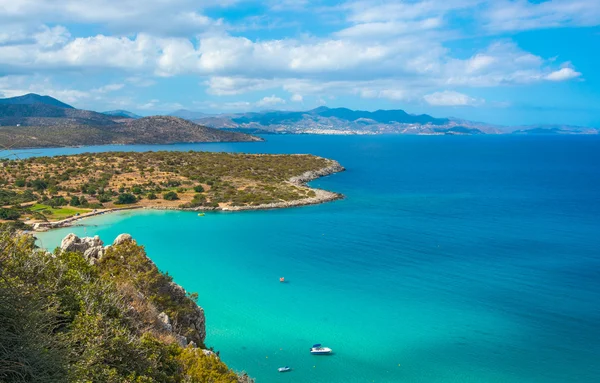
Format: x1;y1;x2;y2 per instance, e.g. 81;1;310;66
34;136;600;382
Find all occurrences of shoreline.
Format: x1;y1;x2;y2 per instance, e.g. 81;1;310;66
30;161;345;231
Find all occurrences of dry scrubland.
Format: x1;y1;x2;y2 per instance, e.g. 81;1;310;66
0;151;343;224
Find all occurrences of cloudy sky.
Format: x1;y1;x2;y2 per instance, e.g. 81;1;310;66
0;0;599;126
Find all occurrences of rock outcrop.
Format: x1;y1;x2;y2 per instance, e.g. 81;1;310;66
113;233;134;246
61;233;105;263
58;233;208;352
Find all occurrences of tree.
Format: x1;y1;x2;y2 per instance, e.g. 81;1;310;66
193;185;205;193
147;192;157;200
14;179;25;187
115;193;137;204
163;191;179;201
0;208;20;220
70;196;81;206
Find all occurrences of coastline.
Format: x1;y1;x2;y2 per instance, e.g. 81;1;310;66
30;161;345;231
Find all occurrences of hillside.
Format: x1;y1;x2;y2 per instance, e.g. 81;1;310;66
0;227;253;382
0;116;261;148
114;116;260;144
0;103;119;126
0;93;73;108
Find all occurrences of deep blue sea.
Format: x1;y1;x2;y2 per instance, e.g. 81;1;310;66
33;135;600;383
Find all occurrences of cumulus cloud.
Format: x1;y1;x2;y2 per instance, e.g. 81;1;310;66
256;95;286;107
0;0;593;112
545;67;582;81
424;90;481;106
483;0;600;32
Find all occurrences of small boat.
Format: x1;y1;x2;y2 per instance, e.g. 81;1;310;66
198;213;205;217
279;277;285;282
310;344;332;355
278;366;291;372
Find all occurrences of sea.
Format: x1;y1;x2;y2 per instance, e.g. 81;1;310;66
31;135;600;383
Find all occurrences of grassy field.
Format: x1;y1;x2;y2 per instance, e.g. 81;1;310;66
28;204;92;221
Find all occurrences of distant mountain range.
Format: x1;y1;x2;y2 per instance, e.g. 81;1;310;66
102;110;142;119
0;94;261;148
187;107;598;135
0;93;597;141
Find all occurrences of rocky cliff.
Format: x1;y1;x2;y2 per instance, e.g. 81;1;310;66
60;233;206;348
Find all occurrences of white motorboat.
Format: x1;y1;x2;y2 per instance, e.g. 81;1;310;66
278;366;292;372
310;344;332;355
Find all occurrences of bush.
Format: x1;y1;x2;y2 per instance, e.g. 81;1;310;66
46;196;67;208
193;185;205;193
163;191;179;201
70;196;81;206
115;193;137;204
14;179;26;187
0;208;21;220
147;192;157;200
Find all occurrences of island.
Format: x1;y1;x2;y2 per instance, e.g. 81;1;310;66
0;151;344;229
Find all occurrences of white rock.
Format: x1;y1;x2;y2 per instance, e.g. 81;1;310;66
113;233;133;246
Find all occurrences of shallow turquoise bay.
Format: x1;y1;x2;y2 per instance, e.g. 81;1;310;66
35;135;600;382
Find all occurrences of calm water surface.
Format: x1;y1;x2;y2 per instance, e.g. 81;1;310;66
34;135;600;383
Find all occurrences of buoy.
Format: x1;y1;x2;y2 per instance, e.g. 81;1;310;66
280;277;285;282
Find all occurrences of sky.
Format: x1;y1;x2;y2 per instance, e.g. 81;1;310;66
0;0;599;126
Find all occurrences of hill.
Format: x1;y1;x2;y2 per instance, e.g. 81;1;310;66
0;93;74;108
0;116;261;148
102;109;142;119
0;228;253;382
0;104;118;126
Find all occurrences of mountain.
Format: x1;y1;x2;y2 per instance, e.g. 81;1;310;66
0;93;73;108
0;104;118;126
102;110;142;119
511;124;599;135
169;109;211;120
189;106;598;135
0;94;261;147
0;116;262;148
191;106;472;135
113;116;262;144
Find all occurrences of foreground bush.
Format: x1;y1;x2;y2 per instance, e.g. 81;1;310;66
0;226;250;383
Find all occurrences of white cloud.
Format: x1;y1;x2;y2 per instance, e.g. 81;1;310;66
545;67;582;81
424;90;481;106
0;0;593;113
256;95;286;107
484;0;600;32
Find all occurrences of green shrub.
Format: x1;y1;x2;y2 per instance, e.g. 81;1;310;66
115;193;137;204
163;191;179;201
193;185;205;193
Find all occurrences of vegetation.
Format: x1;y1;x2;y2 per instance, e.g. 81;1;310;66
0;151;339;223
0;114;260;148
0;226;251;383
163;191;179;201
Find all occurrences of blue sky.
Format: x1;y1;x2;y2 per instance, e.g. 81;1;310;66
0;0;598;126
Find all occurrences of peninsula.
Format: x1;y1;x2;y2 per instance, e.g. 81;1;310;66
0;151;344;228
